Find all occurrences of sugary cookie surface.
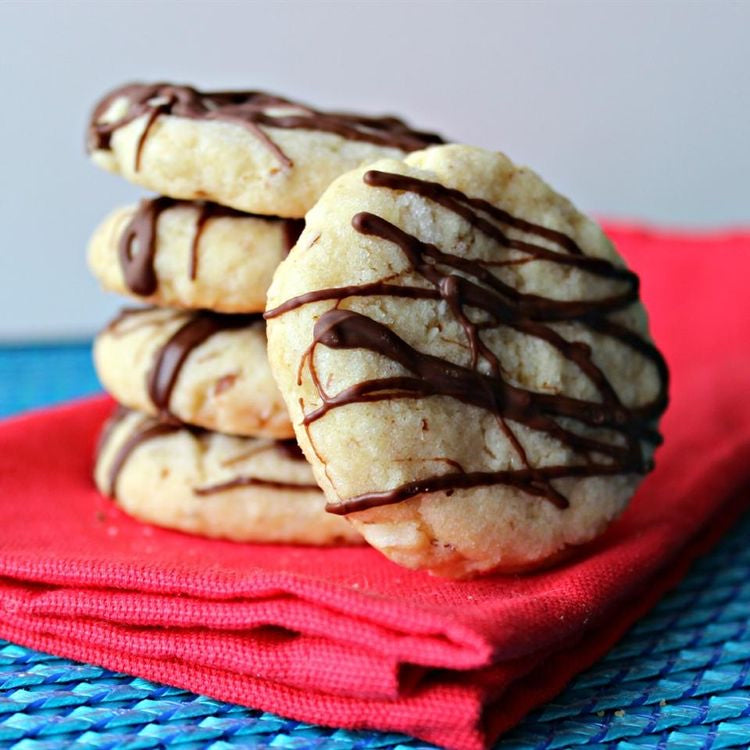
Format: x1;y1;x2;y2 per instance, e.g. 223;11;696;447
266;144;668;578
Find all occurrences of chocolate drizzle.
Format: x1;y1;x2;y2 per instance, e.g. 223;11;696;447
266;170;669;516
118;197;304;296
95;404;130;459
192;437;314;494
119;196;176;295
146;311;262;419
98;409;181;497
188;201;244;280
97;408;310;499
88;83;444;171
193;476;319;495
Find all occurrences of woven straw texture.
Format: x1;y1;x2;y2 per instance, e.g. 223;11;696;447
2;342;749;750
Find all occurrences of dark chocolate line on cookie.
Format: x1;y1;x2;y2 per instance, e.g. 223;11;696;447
266;170;669;515
145;311;263;419
193;437;314;495
118;197;303;296
98;409;182;498
193;476;320;495
95;404;130;460
188;201;249;281
190;209;303;279
98;407;308;500
88;83;444;172
119;196;177;295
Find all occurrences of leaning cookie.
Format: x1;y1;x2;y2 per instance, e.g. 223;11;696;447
94;407;361;545
94;307;292;438
87;82;444;218
88;197;303;313
266;144;669;578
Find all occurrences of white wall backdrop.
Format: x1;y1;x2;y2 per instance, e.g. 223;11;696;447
1;0;748;340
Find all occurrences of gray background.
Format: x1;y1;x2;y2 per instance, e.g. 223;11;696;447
1;0;748;340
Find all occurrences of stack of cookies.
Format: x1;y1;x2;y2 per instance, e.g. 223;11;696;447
85;82;668;579
85;82;443;547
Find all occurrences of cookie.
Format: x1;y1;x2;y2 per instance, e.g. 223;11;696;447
94;407;361;545
87;82;444;218
266;144;669;578
94;307;292;438
88;197;304;313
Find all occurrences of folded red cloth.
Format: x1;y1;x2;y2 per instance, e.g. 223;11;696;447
1;224;749;750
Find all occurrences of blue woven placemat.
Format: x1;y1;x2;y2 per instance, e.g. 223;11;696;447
2;342;750;750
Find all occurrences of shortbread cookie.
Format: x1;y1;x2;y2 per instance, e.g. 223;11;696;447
87;82;444;218
88;197;303;312
95;307;292;438
94;407;361;545
266;144;669;578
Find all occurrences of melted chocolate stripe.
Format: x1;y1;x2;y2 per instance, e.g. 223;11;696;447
190;203;212;280
98;406;307;499
119;198;290;296
193;476;319;495
103;417;181;497
95;405;130;459
135;98;174;169
146;312;262;417
88;83;444;172
327;463;632;515
585;315;670;421
265;281;440;319
119;197;176;295
273;170;668;513
188;201;252;280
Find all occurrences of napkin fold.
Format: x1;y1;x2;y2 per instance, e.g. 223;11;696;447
1;224;749;750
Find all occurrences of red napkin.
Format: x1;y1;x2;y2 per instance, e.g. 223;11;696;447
1;224;749;750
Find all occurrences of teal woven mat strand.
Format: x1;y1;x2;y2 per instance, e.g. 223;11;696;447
2;342;750;750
